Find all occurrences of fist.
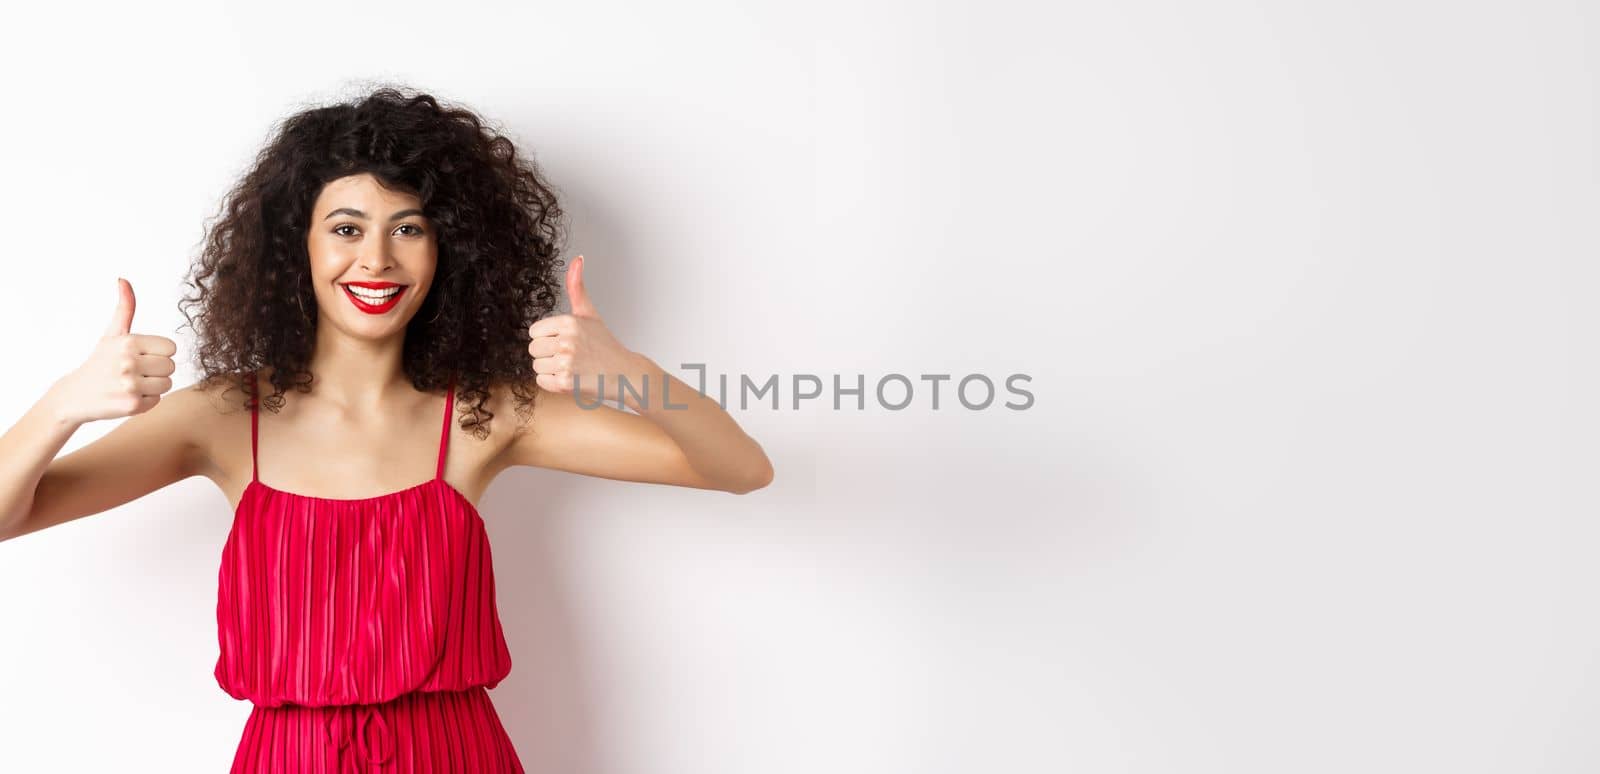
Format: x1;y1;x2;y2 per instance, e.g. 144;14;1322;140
528;255;640;402
52;278;178;424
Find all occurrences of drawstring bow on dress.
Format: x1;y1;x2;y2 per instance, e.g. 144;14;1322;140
325;704;393;773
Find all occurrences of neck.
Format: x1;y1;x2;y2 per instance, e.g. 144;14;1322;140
306;315;412;409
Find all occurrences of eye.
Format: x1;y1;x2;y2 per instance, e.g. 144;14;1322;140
333;224;360;237
396;223;425;237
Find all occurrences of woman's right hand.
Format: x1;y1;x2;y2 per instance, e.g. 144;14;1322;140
48;278;178;426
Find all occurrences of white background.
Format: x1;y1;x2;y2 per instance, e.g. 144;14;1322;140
0;1;1594;772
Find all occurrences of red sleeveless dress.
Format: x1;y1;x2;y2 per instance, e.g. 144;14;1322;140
215;374;522;772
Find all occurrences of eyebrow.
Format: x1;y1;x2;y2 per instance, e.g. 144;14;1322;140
322;207;426;221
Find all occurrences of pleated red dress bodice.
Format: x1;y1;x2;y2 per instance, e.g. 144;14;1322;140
214;374;521;772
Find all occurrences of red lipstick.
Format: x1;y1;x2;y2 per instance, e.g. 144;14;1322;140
341;281;408;314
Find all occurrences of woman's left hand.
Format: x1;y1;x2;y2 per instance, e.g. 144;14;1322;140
528;255;646;403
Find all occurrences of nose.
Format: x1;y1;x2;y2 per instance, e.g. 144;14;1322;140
358;239;396;274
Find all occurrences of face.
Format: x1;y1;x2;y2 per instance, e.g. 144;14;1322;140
306;173;437;339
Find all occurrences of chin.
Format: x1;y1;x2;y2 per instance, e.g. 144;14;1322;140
342;314;413;337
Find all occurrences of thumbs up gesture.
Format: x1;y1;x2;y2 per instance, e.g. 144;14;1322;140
50;278;178;424
527;255;641;403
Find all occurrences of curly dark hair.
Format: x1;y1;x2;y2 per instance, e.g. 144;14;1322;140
178;84;567;438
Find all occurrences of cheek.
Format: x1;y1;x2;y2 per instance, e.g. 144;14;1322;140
305;239;344;280
409;248;439;288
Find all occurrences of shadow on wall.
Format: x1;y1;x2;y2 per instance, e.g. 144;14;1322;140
480;167;633;774
482;463;607;774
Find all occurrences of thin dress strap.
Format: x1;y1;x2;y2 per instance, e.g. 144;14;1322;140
435;376;456;481
249;371;259;483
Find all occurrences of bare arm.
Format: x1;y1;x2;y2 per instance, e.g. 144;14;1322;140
511;256;774;494
0;277;187;543
0;381;202;543
500;359;774;495
0;386;90;535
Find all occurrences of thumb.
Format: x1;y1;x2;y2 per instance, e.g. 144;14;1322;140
567;255;599;318
104;277;135;338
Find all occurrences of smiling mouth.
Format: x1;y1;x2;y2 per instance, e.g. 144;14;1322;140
341;283;407;313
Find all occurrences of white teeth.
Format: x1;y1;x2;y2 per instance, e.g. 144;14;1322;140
344;285;401;301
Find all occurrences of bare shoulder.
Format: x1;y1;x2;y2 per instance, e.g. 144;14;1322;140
440;376;544;498
487;377;550;432
472;376;546;452
180;368;262;485
139;370;251;440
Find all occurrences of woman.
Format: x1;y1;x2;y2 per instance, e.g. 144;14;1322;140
0;86;773;772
